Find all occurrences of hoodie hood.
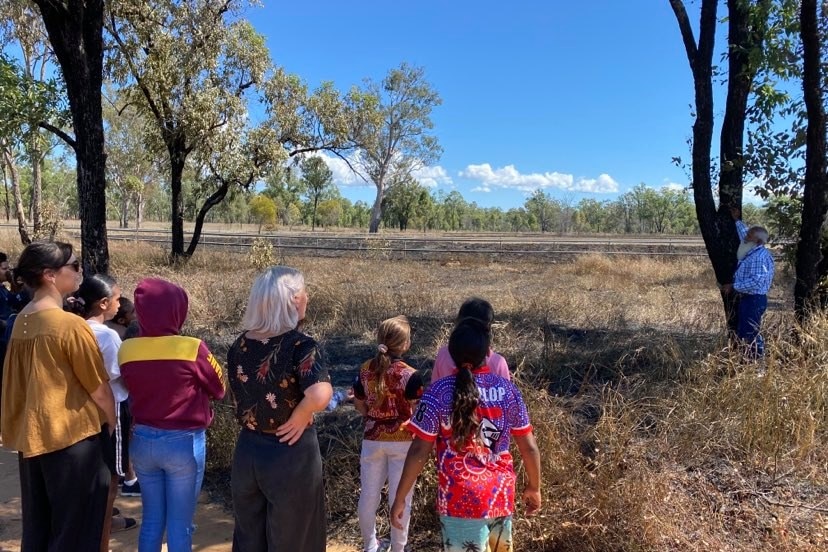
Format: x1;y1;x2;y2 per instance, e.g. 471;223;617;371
134;278;188;336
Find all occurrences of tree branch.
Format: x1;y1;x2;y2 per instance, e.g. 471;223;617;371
38;121;76;150
669;0;699;72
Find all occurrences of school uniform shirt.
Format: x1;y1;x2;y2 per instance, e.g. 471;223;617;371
87;320;128;403
353;358;424;441
408;367;532;519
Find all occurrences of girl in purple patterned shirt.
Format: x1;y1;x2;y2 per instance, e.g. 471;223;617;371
390;319;541;552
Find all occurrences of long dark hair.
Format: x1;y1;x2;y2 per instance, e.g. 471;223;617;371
371;316;410;405
15;241;74;289
66;274;117;319
447;318;490;449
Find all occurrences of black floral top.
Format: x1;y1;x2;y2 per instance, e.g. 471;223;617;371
227;330;330;432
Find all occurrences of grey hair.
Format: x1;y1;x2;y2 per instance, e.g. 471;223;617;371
241;266;305;336
750;226;770;245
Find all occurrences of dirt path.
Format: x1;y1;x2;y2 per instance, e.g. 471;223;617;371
0;447;356;551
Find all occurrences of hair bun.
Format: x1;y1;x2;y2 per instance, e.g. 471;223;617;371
377;344;388;354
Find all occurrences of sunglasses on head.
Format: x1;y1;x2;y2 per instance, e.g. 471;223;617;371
61;260;81;272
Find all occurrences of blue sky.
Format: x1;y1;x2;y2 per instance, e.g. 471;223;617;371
252;1;722;209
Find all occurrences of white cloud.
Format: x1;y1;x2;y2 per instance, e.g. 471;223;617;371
460;163;619;193
471;185;491;193
310;152;367;187
662;182;687;192
308;152;451;190
411;165;453;188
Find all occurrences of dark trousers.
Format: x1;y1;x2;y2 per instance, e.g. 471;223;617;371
737;293;768;358
231;428;326;552
19;433;111;552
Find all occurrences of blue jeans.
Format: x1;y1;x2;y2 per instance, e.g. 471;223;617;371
131;425;206;552
737;293;768;358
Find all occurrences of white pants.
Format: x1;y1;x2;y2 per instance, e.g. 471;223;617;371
358;440;414;552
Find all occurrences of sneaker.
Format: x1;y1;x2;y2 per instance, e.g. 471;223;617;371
111;516;138;533
121;480;141;497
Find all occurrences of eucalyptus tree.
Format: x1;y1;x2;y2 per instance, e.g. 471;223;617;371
669;0;771;333
0;0;56;234
24;0;110;272
108;1;377;257
358;63;442;233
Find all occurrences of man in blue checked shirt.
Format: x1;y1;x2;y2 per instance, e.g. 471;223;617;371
722;212;775;357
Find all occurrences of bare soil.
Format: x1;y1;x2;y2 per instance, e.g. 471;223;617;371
0;447;357;552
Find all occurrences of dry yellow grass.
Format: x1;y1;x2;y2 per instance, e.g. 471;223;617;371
2;231;825;551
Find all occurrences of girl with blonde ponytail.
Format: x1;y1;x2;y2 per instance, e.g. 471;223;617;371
353;316;424;552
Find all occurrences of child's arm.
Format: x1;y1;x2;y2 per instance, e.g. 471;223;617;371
354;397;368;416
390;437;434;529
514;432;542;515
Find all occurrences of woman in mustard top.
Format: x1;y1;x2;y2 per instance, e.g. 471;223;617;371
0;241;116;551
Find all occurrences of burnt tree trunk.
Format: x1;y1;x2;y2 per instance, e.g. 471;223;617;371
794;0;828;320
34;0;109;274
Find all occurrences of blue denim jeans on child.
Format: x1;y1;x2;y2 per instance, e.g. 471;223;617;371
130;425;206;552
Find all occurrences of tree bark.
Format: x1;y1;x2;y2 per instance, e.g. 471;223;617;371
135;189;144;229
1;147;31;245
671;0;766;334
186;179;230;256
369;181;384;233
34;0;109;274
28;134;43;236
169;141;187;258
794;0;828;320
1;162;9;222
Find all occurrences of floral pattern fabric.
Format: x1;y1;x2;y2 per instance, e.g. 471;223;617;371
227;330;330;431
353;359;424;441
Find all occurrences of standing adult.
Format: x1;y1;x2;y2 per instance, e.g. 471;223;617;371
227;266;332;552
723;213;775;357
1;241;116;551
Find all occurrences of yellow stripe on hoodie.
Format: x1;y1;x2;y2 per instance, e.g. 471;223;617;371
118;336;201;365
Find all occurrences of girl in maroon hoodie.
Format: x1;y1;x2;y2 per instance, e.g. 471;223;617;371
119;278;226;552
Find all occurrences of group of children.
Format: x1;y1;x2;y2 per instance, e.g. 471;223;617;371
353;299;542;552
1;242;541;551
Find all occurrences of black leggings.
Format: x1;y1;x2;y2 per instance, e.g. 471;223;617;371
19;433;111;552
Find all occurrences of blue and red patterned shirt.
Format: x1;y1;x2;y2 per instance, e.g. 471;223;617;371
408;367;533;519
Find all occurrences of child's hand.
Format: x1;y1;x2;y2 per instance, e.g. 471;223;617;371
523;487;541;516
390;498;406;530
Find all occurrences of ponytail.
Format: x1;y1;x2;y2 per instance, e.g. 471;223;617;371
67;274;117;319
371;316;411;406
448;319;490;449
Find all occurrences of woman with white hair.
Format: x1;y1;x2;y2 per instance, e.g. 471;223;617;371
227;266;333;551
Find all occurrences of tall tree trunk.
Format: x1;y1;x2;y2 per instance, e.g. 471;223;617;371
169;144;187;258
34;0;109;274
1;147;31;245
1;162;9;222
671;0;766;334
794;0;828;320
120;192;130;228
136;190;144;229
28;135;43;236
369;182;384;233
186;180;230;256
